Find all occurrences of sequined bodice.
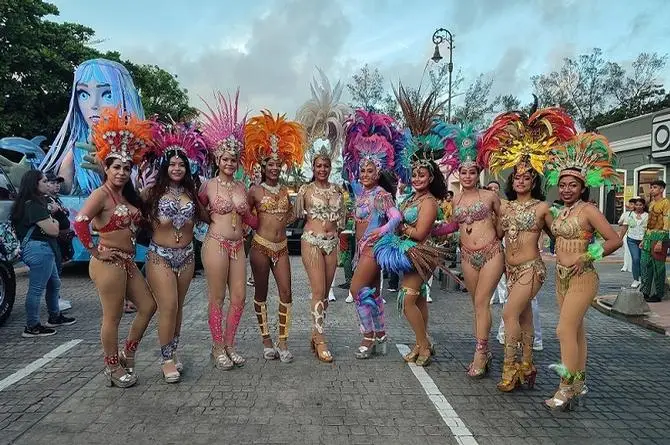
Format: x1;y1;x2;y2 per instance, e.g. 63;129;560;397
259;191;290;214
501;200;540;235
551;202;592;242
210;181;249;216
158;195;195;231
304;184;343;223
454;200;491;225
97;186;140;233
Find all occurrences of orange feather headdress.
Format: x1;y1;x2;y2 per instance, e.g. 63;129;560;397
91;107;153;165
243;110;306;174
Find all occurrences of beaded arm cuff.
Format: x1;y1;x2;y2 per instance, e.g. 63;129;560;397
73;215;94;249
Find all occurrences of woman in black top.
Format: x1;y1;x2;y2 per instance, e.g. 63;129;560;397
10;170;76;337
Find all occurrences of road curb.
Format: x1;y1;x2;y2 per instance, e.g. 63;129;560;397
591;295;668;336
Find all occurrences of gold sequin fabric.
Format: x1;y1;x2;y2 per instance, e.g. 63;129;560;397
555;262;598;299
251;233;288;265
501;199;540;254
506;257;546;287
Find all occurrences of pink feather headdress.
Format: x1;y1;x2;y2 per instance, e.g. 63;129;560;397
343;109;403;181
199;89;247;162
150;121;208;168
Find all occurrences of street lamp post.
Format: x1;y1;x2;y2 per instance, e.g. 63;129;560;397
431;28;454;121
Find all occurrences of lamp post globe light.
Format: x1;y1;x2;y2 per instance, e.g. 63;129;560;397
431;27;454;120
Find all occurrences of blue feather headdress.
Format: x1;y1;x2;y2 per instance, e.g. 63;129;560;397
393;84;447;183
433;121;482;176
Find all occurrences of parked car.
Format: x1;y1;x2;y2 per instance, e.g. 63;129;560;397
0;160;18;326
286;193;303;255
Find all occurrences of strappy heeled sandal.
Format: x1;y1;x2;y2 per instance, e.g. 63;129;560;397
355;337;376;359
311;337;334;363
403;344;420;363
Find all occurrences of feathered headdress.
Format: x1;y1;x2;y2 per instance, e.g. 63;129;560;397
479;100;576;177
343;109;405;181
393;84;447;183
91;107;152;165
243;110;306;173
433;121;482;176
545;133;619;188
199;90;246;162
296;67;351;165
149;121;208;168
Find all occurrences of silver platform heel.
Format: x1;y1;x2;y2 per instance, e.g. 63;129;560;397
375;335;388;355
355;337;376;359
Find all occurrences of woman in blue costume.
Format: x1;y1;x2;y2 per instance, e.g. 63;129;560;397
343;109;403;360
40;58;144;195
374;85;448;367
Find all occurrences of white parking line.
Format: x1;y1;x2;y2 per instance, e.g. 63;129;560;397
0;339;83;392
396;344;479;445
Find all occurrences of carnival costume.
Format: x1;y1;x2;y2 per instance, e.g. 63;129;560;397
199;90;254;369
295;69;349;363
244;110;305;363
72;107;152;388
343;109;404;359
544;132;618;410
480;106;576;392
143;121;208;378
640;197;670;301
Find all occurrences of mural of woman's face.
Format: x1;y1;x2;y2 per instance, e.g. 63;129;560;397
76;82;114;127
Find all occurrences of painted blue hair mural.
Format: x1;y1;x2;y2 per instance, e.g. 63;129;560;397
40;58;144;195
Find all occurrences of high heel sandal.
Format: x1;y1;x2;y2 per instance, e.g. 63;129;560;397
544;380;578;411
276;342;294;363
375;335;388;356
161;359;181;384
467;339;491;379
173;352;184;373
104;355;137;388
211;345;234;370
403;344;420;363
415;346;432;367
263;343;279;360
119;350;135;375
355;337;376;359
497;362;522;392
224;346;246;367
520;361;537;389
311;337;334;363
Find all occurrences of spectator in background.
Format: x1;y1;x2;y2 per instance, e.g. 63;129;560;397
45;172;74;312
619;198;648;288
618;199;636;274
640;180;670;303
486;180;501;194
11;170;76;337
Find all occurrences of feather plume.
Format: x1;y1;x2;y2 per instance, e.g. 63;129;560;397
199;89;247;163
479;106;576;177
343;109;403;181
434;121;482;176
149;121;208;168
243;110;306;174
546;132;619;188
91;107;152;165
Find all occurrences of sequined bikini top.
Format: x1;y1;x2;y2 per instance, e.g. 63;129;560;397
400;193;436;226
158;193;195;231
304;183;343;223
259;189;290;215
551;202;592;241
210;180;249;216
97;185;141;233
454;200;492;225
501;199;541;234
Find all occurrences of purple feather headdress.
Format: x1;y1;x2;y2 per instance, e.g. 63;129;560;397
199;89;247;162
150;121;208;168
343;109;404;181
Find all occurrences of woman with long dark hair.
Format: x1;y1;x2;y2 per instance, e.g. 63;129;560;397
198;91;255;370
295;72;349;362
376;86;448;366
543;133;622;410
139;123;208;382
245;111;305;363
73;108;157;388
432;122;503;378
11;170;76;337
480;108;575;392
343;109;403;360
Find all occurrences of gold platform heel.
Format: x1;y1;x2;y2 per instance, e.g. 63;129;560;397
403;344;420;363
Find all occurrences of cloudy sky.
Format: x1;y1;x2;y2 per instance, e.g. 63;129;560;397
50;0;670;116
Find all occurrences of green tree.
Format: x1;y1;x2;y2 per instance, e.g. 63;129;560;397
126;64;198;122
453;74;500;125
346;64;385;111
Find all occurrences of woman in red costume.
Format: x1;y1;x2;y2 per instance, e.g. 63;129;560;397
245;111;305;363
73;108;156;388
198;91;256;370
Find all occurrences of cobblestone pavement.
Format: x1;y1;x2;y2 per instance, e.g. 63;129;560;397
0;258;669;445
